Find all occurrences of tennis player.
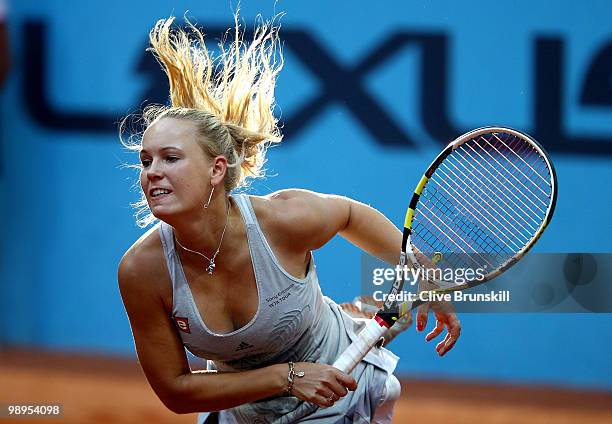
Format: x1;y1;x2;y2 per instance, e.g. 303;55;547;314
118;14;461;423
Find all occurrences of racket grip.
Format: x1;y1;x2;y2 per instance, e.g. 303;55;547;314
333;318;388;374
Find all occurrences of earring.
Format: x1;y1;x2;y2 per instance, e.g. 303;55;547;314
204;185;215;208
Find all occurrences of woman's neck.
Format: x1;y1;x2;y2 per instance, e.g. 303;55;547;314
170;195;234;256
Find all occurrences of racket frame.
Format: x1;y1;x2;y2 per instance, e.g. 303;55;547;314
403;126;557;293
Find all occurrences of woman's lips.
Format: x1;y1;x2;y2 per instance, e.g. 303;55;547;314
150;192;172;202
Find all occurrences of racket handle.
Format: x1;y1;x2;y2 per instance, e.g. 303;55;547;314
333;317;388;373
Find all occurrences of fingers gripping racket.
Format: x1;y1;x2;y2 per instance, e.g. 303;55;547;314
333;126;557;374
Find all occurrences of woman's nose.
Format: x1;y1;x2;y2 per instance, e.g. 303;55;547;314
146;160;163;180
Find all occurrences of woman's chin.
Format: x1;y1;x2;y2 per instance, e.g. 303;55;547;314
149;201;207;223
150;205;194;223
150;206;177;221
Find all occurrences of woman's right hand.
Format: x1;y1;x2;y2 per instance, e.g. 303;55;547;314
288;362;358;408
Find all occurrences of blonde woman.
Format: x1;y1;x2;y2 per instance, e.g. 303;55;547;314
118;14;461;423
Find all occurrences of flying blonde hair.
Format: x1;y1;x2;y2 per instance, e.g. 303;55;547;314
122;12;284;227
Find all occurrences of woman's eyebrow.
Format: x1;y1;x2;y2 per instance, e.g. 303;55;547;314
140;146;182;154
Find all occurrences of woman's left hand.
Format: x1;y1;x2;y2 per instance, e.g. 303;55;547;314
416;299;461;356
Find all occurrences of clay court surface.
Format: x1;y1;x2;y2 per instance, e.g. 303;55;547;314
2;349;611;424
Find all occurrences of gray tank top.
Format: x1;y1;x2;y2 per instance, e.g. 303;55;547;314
158;194;398;423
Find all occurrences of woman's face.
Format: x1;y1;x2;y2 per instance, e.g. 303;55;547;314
139;117;212;220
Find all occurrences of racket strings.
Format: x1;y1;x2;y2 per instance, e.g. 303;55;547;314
475;135;550;211
486;134;551;198
491;134;552;202
443;152;537;241
435;160;528;250
482;134;552;202
411;131;553;275
459;140;547;226
461;133;552;225
417;200;493;269
441;141;539;246
488;133;552;190
413;183;508;271
452;142;545;238
464;141;546;217
444;151;538;240
413;181;506;270
476;135;552;224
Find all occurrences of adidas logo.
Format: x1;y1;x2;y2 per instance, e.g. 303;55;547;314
235;341;254;351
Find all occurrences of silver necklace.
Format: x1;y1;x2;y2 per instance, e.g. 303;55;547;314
174;203;230;275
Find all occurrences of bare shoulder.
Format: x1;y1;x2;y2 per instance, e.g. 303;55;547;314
249;189;351;251
268;188;346;213
253;189;333;226
118;225;171;304
266;188;322;212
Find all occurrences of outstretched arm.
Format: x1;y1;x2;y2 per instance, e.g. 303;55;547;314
269;189;461;356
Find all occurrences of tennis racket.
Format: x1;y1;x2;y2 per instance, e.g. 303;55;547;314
333;126;557;374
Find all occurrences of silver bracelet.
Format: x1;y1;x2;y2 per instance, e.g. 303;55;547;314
286;362;305;394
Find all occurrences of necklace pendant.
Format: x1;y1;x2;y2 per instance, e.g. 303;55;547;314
206;261;215;275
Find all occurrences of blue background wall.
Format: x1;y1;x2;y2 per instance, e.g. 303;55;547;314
1;0;611;390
